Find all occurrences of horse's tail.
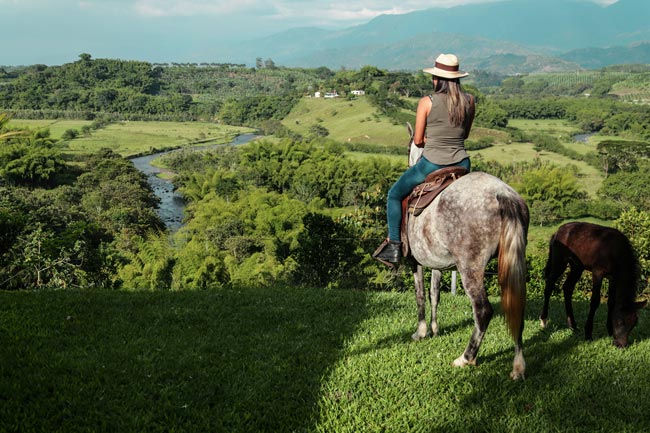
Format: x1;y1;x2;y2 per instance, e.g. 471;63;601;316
497;194;529;339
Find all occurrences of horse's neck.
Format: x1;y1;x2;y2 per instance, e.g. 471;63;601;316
409;140;423;167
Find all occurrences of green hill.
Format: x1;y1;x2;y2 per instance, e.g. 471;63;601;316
281;96;410;147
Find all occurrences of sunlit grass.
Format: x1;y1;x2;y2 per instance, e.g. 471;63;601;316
1;287;648;433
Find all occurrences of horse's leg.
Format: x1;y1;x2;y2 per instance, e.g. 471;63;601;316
429;269;442;336
412;264;428;341
452;273;493;368
540;258;567;328
606;279;616;336
585;273;603;341
562;264;583;331
511;322;526;381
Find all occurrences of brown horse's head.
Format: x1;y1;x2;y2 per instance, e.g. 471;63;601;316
612;300;647;348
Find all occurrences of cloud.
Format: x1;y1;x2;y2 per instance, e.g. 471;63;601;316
124;0;516;28
132;0;264;17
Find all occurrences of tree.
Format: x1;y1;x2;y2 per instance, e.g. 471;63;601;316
309;124;329;138
598;165;650;212
476;99;508;128
597;140;650;176
117;232;175;290
511;164;587;225
615;207;650;295
293;213;363;289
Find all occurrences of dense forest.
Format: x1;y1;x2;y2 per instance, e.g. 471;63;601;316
1;54;650;294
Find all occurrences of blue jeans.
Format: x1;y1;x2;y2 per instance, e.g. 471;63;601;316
386;156;471;242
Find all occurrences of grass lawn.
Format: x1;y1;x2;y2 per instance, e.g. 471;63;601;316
1;287;649;433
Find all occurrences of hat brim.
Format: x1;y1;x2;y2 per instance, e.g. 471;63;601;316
422;67;468;79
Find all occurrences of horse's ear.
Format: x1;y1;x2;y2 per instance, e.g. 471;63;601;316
635;300;647;310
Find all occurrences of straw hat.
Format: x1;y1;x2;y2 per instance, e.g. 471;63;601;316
422;53;468;79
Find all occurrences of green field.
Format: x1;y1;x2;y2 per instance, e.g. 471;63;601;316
2;287;648;433
67;121;254;157
7;119;93;139
9;119;255;158
282;97;410;147
282;100;606;199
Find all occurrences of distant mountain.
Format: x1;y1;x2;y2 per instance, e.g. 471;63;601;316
218;0;650;73
560;42;650;70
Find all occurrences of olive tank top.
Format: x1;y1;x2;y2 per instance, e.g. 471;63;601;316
422;93;470;165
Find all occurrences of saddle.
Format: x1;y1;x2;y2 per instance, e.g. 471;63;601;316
400;166;468;256
404;166;468;216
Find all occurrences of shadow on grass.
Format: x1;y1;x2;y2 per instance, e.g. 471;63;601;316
0;287;377;433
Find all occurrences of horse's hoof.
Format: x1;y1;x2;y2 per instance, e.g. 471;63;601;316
539;318;548;328
510;369;526;380
511;353;526;380
452;355;475;368
412;322;428;341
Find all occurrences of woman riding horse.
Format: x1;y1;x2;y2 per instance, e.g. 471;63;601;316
374;53;476;264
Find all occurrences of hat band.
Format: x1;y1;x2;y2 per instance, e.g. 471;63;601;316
434;62;459;72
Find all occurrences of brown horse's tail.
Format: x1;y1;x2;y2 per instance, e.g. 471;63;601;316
497;194;529;340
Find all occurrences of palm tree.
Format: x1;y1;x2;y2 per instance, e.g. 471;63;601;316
0;112;26;141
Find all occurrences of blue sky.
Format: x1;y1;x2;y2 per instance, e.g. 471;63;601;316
1;0;618;66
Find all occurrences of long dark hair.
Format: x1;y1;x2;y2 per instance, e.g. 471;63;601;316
433;77;471;127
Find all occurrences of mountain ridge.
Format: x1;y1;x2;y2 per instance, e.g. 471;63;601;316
218;0;650;73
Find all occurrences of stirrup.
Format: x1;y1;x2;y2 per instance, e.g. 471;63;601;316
372;239;401;269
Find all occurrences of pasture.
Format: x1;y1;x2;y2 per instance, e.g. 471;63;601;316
1;287;648;432
7;119;93;139
65;121;254;158
282;97;410;147
281;99;606;198
8;119;254;158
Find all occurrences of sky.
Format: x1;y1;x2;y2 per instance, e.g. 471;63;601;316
1;0;619;66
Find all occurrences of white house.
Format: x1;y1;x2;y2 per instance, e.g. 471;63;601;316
350;90;365;96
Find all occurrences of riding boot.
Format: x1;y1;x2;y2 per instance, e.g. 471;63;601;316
373;239;402;266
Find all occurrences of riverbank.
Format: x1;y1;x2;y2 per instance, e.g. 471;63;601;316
130;133;260;231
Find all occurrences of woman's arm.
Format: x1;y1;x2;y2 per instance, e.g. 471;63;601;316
413;96;431;147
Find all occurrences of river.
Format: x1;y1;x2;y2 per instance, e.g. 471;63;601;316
573;132;596;143
130;133;258;232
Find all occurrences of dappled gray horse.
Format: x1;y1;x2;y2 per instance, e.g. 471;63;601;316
405;124;529;379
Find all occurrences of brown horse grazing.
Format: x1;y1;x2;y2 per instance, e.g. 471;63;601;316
539;222;647;347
